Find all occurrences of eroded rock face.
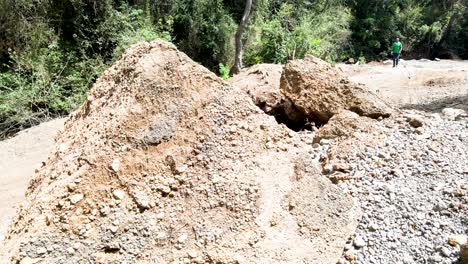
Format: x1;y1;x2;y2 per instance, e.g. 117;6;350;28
280;56;393;123
314;110;377;143
1;41;360;264
230;64;307;130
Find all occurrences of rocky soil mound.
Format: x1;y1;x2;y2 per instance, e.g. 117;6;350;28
1;41;361;264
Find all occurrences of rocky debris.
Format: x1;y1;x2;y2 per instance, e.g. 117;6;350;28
1;41;360;263
313;110;377;143
407;115;424;128
280;55;393;123
442;108;467;121
330;109;468;264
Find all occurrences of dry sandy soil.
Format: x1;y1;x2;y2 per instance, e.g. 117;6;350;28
339;59;468;111
0;119;65;241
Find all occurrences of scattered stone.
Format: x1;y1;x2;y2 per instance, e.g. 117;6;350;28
67;183;77;192
112;189;125;200
178;234;188;244
111;159;120;172
441;108;466;120
408;117;424;128
439;246;450;257
20;258;43;264
70;193;84;204
433;200;447;212
36;247;47;255
353;235;366;248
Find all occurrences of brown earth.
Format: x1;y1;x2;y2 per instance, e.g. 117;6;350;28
0;41;360;264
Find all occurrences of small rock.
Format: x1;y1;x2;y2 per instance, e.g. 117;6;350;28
433;200;447;212
66;247;75;254
112;189;125;200
67;183;77;192
439;246;450;257
111;159;120;172
20;258;43;264
409;118;423;128
368;223;379;232
109;225;118;233
178;233;188;243
188;250;198;259
156;212;165;219
70;193;84;204
72;242;81;250
353;235;366;248
36;247;47;255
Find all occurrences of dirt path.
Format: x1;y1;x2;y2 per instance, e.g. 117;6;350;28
339;59;468;111
0;118;65;241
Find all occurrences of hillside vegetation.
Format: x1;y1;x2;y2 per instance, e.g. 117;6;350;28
0;0;467;137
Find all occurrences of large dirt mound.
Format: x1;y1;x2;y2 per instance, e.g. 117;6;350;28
1;41;360;263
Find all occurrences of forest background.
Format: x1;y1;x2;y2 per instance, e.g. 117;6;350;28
0;0;467;137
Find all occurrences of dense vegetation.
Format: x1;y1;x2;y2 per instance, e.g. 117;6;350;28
0;0;467;137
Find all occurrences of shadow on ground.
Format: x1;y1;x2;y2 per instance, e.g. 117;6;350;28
401;93;468;112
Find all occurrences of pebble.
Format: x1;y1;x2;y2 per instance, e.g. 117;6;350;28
36;247;47;255
70;193;83;204
178;233;188;243
111;159;120;172
112;189;125;200
353;236;366;248
448;235;467;246
439;246;450;257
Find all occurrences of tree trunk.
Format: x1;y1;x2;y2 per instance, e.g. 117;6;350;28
230;0;253;76
431;12;458;59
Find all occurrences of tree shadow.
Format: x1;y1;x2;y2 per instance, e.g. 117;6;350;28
401;93;468;112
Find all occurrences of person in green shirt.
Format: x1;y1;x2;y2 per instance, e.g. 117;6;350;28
392;38;403;67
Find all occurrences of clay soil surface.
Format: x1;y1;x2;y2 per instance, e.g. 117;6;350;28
0;119;65;241
339;59;468;111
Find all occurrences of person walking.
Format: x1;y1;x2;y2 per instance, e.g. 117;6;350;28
392;38;403;67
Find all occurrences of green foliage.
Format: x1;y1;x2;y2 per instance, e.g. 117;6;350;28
172;0;237;71
218;63;230;80
0;1;162;137
244;2;352;64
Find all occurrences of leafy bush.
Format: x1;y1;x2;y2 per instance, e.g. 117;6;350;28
218;63;230;80
244;3;352;64
0;2;161;137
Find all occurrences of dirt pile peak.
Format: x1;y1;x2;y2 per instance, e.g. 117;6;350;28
281;55;393;123
2;41;359;263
